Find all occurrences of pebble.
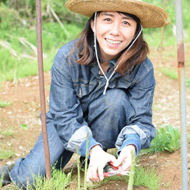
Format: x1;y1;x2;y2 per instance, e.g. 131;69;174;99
6;161;15;165
149;155;157;160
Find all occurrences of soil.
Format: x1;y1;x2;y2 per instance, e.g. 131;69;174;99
0;46;190;190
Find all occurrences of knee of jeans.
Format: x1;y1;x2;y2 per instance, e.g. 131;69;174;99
103;89;128;113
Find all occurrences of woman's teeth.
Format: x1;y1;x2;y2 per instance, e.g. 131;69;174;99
106;39;121;44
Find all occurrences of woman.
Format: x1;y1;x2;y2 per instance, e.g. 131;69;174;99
0;0;170;188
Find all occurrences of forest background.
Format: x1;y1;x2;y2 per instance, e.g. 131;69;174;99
0;0;190;83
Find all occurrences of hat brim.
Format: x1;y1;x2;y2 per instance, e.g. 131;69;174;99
65;0;170;28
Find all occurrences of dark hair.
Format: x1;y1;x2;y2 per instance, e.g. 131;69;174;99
73;11;149;75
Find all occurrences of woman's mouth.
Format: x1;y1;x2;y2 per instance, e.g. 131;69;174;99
106;39;122;44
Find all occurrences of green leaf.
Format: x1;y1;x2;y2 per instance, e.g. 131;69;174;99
20;124;28;130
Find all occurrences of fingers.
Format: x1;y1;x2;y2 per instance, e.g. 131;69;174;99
87;153;116;182
117;145;136;171
87;164;104;182
98;166;104;180
108;154;119;166
121;157;132;171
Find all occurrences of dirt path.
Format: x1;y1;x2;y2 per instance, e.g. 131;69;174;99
0;47;190;189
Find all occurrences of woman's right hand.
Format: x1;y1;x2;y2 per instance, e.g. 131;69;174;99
87;145;118;182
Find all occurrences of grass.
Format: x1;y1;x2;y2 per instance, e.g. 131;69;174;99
160;67;178;80
28;167;72;190
159;67;190;90
133;166;161;190
0;0;189;83
0;22;83;83
186;78;190;89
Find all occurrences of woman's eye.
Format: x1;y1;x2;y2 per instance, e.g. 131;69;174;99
104;18;111;22
123;21;130;25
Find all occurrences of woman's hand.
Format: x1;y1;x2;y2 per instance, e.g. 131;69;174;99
87;145;118;182
117;145;136;171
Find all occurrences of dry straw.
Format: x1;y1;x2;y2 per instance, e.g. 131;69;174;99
65;0;170;28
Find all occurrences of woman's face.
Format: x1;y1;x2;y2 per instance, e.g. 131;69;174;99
91;12;137;61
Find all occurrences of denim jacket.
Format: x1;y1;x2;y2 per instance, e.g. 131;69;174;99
46;39;156;157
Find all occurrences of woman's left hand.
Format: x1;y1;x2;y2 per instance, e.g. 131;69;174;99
116;145;136;171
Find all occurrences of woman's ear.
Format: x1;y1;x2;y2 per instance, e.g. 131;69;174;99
90;19;94;32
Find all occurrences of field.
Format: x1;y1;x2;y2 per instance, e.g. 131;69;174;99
0;45;190;189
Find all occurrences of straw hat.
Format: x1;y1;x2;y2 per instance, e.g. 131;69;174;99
65;0;170;28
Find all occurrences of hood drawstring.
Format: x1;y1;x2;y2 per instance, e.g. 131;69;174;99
93;12;143;95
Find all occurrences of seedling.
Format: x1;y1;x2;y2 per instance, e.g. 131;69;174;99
20;124;28;130
0;101;12;108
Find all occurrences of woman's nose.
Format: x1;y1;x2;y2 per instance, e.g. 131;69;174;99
110;22;120;36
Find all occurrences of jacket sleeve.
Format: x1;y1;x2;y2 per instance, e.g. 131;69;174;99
115;60;156;156
47;47;100;157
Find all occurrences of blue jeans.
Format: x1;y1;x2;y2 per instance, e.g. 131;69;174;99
9;89;130;189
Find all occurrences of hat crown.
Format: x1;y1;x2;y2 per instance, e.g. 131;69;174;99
65;0;170;28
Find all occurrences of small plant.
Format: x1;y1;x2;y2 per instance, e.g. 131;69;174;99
141;125;180;154
29;166;72;190
0;149;15;160
165;181;170;188
0;101;12;108
2;129;14;136
164;125;180;152
20;124;28;130
133;166;161;190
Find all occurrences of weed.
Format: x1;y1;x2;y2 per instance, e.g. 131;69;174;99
2;129;14;136
165;182;170;188
164;125;180;152
0;149;15;160
0;101;12;108
28;166;71;190
133;166;161;190
140;125;180;154
20;124;28;130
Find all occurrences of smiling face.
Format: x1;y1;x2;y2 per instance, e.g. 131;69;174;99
91;12;137;62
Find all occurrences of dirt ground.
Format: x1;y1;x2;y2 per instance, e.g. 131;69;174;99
0;46;190;190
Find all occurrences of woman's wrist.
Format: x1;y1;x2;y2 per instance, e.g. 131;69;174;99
89;144;101;156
